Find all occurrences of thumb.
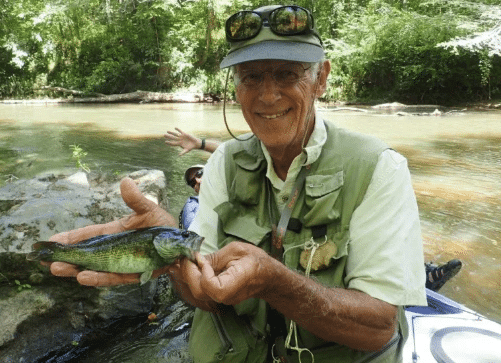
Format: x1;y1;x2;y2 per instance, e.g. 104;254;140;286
197;253;216;280
120;177;158;215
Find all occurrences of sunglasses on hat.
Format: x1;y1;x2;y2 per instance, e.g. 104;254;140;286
225;5;320;43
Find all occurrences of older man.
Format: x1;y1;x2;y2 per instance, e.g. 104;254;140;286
48;5;426;363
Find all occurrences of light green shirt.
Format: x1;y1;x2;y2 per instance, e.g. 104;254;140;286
190;117;426;306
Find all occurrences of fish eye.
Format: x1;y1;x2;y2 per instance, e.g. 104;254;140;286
181;230;191;238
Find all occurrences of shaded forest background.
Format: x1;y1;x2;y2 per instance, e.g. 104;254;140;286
1;0;500;105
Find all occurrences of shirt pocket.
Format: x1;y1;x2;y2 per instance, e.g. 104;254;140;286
303;170;344;226
230;151;266;205
214;201;272;248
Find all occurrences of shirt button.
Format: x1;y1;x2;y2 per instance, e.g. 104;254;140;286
282;196;289;202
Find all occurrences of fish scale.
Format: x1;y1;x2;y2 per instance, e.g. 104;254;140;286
27;226;204;284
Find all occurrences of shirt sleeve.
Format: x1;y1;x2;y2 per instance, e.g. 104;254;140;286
188;143;229;255
344;149;427;306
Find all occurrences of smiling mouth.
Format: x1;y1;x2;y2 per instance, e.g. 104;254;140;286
259;109;290;120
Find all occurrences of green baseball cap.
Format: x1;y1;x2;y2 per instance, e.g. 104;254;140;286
220;5;324;69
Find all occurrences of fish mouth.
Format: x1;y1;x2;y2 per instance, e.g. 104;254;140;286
189;236;205;262
194;236;204;251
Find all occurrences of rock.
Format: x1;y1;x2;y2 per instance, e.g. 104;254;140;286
372;102;407;109
64;171;90;188
0;288;55;345
0;169;191;362
0;170;166;253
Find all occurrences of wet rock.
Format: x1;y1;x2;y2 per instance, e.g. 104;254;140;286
0;169;166;253
372;102;408;109
0;169;191;362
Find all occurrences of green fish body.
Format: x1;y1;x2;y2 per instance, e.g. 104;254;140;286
27;227;204;284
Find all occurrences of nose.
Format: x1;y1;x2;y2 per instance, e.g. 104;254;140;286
258;74;281;104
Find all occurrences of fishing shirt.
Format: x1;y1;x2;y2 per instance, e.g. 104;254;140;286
189;116;427;307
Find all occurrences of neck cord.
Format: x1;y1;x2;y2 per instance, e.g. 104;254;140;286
223;68;253;141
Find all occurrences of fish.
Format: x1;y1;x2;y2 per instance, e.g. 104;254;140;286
27;226;204;284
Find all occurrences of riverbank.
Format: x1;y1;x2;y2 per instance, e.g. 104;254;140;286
2;95;501;110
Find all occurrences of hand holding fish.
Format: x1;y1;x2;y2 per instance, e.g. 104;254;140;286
167;255;223;312
46;177;178;286
193;242;274;306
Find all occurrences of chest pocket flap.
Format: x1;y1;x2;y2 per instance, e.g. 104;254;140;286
304;170;344;226
231;150;266;205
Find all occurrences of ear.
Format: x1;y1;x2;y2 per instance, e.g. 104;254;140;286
315;60;331;98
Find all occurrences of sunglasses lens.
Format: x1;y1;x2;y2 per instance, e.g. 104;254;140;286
227;12;262;41
270;6;309;35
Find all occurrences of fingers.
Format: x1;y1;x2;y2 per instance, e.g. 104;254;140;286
50;177;163;246
164;131;181;145
164;128;185;143
50;262;81;277
74;266;171;287
120;177;157;215
203;241;250;272
76;271;140;286
50;262;140;285
180;258;205;298
49;223;123;244
51;262;170;287
196;253;215;280
152;266;171;279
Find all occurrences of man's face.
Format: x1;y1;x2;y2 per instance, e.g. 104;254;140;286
187;169;203;194
235;60;327;152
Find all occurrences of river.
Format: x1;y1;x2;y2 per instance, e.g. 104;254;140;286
1;103;500;326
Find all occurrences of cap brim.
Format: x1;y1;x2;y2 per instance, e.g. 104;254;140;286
220;41;325;69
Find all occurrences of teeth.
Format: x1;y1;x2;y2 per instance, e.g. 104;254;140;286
262;109;288;119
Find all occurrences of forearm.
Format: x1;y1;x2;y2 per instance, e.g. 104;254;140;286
259;257;398;351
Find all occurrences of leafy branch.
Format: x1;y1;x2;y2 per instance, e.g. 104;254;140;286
70;144;91;173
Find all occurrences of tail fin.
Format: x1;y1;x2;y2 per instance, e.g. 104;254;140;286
26;241;56;261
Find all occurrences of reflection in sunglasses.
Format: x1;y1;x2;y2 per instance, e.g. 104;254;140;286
226;5;317;42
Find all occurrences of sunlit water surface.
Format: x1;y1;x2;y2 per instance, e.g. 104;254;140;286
1;103;500;358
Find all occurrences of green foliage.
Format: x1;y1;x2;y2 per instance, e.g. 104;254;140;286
327;1;501;103
2;0;501;103
15;279;32;292
70;144;90;173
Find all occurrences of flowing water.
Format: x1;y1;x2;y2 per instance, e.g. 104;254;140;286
1;103;500;358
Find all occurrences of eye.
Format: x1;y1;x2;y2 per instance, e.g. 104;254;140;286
275;70;300;83
181;230;190;238
240;72;262;86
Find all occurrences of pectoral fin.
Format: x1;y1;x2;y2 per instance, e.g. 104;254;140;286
140;270;153;285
